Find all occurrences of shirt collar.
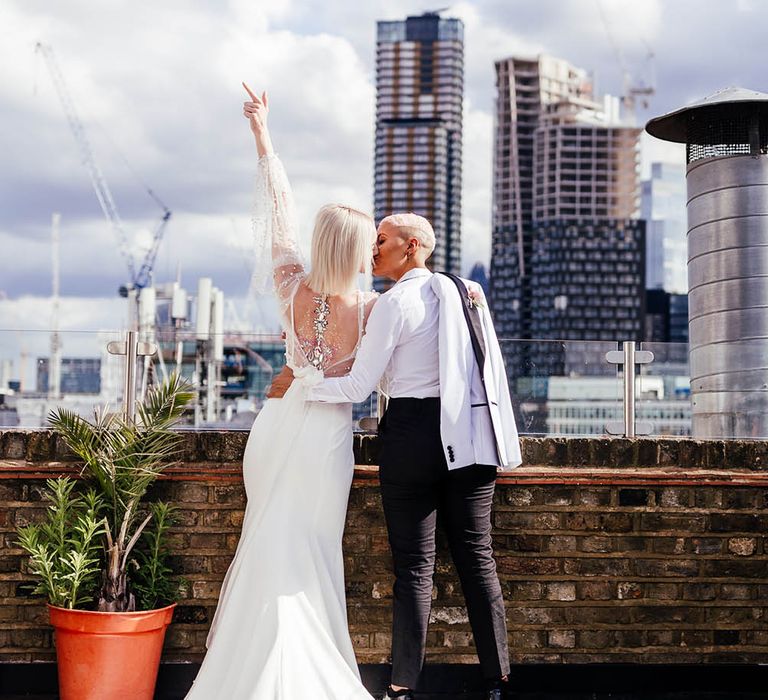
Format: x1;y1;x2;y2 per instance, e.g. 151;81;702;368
395;267;432;285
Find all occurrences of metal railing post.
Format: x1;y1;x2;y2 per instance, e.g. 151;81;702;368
124;330;138;422
606;341;654;437
107;330;156;423
357;391;388;432
623;341;637;438
377;392;388;422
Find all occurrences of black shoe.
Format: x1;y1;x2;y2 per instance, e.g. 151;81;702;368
487;677;515;699
382;687;414;700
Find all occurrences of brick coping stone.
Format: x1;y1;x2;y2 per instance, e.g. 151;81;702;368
1;431;767;486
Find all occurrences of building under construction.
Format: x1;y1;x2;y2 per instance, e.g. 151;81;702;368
490;55;645;379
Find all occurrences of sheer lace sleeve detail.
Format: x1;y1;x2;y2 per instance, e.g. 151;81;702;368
249;153;306;304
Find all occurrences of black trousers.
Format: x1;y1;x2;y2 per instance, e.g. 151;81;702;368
378;397;510;688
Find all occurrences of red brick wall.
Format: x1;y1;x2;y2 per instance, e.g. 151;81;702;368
1;431;767;664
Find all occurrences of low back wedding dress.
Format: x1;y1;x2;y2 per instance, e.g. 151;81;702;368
184;153;375;700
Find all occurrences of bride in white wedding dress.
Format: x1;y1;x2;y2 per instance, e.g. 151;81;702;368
184;85;376;700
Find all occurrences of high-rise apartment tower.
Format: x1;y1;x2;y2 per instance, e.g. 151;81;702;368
375;12;464;279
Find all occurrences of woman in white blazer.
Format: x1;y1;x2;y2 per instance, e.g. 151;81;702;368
309;213;520;700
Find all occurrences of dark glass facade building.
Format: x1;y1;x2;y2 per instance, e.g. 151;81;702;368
374;12;463;285
646;289;689;344
531;220;646;341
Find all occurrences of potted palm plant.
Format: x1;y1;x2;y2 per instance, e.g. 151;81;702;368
16;373;194;700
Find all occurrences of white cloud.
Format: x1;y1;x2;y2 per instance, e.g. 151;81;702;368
0;295;127;335
461;103;493;270
1;0;375;304
640;131;685;179
2;0;767;338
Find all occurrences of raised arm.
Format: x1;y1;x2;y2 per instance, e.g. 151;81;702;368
243;83;273;158
243;84;305;302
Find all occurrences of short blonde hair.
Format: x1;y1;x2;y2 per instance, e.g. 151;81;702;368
305;204;376;295
379;212;436;257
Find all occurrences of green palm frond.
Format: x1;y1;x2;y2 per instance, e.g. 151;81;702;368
48;408;118;500
137;373;195;428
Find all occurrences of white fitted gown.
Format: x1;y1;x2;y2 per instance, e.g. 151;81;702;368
184;154;374;700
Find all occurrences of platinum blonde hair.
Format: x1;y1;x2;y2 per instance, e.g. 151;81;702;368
379;212;436;257
305;204;376;295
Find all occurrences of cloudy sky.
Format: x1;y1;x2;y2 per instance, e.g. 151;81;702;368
0;0;764;341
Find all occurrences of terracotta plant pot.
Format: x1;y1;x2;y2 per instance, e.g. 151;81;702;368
48;603;176;700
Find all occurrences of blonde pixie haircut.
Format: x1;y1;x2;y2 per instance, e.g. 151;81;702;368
305;204;376;296
379;212;436;257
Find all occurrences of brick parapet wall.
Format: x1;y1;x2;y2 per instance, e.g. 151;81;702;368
1;431;767;664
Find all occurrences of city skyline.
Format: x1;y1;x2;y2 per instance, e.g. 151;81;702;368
642;162;687;294
0;0;764;334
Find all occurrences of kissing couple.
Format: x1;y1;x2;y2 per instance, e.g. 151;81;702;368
184;84;522;700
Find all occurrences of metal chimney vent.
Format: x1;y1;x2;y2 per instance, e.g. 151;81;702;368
646;87;768;163
645;86;768;438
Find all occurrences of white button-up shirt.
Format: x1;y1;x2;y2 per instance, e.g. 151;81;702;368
308;267;439;402
308;267;518;469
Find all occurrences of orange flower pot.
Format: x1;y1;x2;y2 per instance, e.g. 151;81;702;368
48;603;175;700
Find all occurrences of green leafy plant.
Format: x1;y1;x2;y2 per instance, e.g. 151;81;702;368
16;478;105;609
131;501;186;610
16;373;194;612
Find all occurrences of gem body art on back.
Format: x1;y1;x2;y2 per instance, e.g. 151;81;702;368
304;295;333;370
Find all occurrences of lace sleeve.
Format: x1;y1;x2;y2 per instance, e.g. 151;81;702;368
248;153;306;304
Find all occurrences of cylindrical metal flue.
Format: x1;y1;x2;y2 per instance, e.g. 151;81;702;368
646;88;768;438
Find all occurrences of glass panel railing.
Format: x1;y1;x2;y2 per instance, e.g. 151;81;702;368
145;330;377;430
8;328;766;440
498;339;622;436
637;341;691;437
0;329;378;430
0;329;123;429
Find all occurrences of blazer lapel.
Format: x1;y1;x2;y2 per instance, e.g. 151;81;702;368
437;272;487;377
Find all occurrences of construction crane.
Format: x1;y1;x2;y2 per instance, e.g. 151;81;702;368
49;212;62;400
35;42;171;321
595;0;655;125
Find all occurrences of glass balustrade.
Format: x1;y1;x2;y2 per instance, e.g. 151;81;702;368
3;328;764;438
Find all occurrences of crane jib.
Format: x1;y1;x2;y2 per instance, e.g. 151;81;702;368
35;42;171;294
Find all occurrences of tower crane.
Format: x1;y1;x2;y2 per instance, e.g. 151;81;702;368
35;42;171;323
49;212;62;400
595;0;655;125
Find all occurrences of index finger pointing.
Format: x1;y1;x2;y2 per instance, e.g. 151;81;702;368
242;82;259;101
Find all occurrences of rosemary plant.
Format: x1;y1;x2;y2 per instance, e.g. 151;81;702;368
16;478;105;609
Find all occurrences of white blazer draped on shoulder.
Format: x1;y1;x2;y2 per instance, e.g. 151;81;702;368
430;274;522;471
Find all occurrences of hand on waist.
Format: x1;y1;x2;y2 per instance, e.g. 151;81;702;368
266;365;294;399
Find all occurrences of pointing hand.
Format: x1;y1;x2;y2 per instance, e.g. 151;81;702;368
242;82;269;136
